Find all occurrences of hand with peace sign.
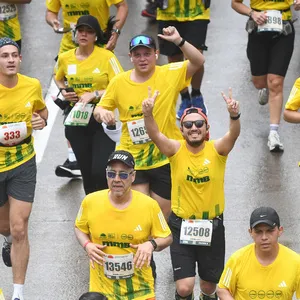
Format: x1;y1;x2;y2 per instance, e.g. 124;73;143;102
221;87;240;118
142;86;160;117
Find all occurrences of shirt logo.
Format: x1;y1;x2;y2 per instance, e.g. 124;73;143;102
203;159;211;166
278;281;287;288
92;67;100;73
134;225;142;231
25;101;31;108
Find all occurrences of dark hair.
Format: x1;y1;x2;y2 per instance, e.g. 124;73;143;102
79;292;108;300
98;16;117;46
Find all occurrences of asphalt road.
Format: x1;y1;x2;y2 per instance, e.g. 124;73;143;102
1;1;300;299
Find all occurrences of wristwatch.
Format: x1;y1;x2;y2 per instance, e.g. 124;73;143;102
149;239;157;251
230;112;241;120
94;90;100;100
112;28;121;35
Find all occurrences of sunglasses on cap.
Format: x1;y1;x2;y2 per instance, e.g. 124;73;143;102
106;170;134;180
129;35;156;51
182;120;206;129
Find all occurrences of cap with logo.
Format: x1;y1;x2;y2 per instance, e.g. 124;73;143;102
107;150;135;168
129;35;156;52
75;15;102;38
250;206;280;229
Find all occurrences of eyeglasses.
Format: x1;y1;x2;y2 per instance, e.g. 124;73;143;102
106;170;134;180
182;120;206;129
129;35;155;49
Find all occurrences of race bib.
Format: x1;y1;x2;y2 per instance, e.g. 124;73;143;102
64;103;93;126
104;253;134;280
180;219;213;246
257;10;282;33
0;3;17;21
127;118;151;144
0;122;27;146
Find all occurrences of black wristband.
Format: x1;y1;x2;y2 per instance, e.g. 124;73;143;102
230;112;241;120
177;38;185;47
149;239;157;251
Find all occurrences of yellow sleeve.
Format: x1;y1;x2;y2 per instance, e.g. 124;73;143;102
218;255;238;296
285;78;300;111
54;55;66;81
33;80;46;111
107;0;124;6
97;76;117;110
46;0;61;13
150;200;171;238
107;54;124;81
165;61;191;92
75;198;89;234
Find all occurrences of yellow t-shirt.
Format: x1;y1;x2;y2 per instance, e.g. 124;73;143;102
157;0;210;22
98;61;191;170
55;46;123;102
169;140;227;220
0;4;21;41
46;0;123;54
0;74;46;172
218;243;300;300
249;0;292;21
75;189;171;300
285;78;300;111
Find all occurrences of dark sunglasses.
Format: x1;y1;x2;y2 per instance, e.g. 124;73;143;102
182;120;206;129
130;36;154;48
106;170;134;180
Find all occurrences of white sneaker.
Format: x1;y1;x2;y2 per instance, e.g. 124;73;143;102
268;131;284;152
258;88;269;105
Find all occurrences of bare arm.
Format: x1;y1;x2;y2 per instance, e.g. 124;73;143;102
217;287;235;300
142;88;180;157
158;26;205;80
45;9;60;30
283;109;300;123
93;106;115;125
214;89;240;156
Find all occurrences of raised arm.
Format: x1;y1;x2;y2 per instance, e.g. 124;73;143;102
214;88;241;156
142;87;180;158
158;26;205;80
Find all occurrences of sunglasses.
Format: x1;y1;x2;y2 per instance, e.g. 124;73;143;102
182;120;206;129
106;170;134;180
130;36;154;48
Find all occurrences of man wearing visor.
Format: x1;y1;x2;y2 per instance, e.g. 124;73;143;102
218;207;300;300
94;27;205;221
142;88;240;300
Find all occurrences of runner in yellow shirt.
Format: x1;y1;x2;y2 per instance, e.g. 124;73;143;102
75;150;172;299
157;0;211;119
0;38;48;300
232;0;300;152
218;207;300;300
142;88;240;300
284;77;300;123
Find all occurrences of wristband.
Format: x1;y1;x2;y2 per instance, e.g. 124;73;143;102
149;239;157;251
249;9;254;18
177;38;185;47
94;90;100;100
112;28;121;35
230;112;241;120
83;240;91;249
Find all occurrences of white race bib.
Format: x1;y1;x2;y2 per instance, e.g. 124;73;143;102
0;3;17;21
0;122;27;146
258;10;282;33
180;219;213;246
104;253;134;280
127;118;151;144
64;103;93;126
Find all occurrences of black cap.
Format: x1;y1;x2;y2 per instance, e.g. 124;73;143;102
75;15;102;38
107;150;135;168
0;37;20;53
129;35;156;52
250;207;280;229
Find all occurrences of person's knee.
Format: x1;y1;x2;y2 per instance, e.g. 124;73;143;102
176;279;195;298
252;77;267;89
268;75;284;94
10;219;28;242
200;280;217;295
0;221;10;235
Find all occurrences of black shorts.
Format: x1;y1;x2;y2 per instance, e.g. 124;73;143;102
0;156;37;207
158;20;209;56
247;23;295;77
168;211;225;283
133;164;171;200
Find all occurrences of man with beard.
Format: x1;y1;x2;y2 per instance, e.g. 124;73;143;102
142;87;240;300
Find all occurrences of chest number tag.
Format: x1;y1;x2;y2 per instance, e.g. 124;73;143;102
127;118;151;145
0;3;17;21
180;219;213;246
64;103;94;126
104;253;134;280
258;10;282;33
0;122;27;146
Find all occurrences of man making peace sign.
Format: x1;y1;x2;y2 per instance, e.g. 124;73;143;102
142;87;241;300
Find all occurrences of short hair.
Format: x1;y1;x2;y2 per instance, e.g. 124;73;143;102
79;292;108;300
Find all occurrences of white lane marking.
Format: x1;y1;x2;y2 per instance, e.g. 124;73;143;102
33;79;60;164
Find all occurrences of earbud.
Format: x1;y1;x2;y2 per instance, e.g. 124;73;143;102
19;60;22;63
155;54;158;59
130;57;133;62
95;36;98;42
